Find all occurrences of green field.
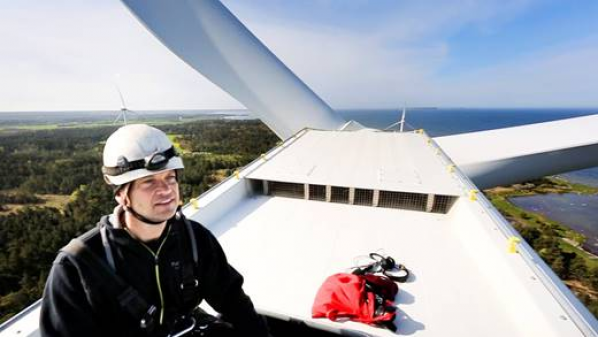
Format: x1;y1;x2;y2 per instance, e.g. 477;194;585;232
0;194;70;215
0;115;229;133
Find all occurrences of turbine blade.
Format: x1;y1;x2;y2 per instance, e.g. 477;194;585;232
114;84;127;110
435;114;598;188
120;0;346;138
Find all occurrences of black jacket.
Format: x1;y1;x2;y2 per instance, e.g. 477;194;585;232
40;214;269;336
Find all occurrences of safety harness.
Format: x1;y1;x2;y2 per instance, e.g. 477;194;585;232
60;211;200;335
351;253;410;283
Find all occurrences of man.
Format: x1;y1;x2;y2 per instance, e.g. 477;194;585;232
40;124;269;336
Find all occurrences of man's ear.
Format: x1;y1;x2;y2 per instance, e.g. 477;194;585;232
115;183;131;206
115;193;125;206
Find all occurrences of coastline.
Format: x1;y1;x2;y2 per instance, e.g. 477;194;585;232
484;177;598;258
484;176;598;311
484;176;598;261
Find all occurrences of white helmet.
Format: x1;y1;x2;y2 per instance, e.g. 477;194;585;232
102;124;184;186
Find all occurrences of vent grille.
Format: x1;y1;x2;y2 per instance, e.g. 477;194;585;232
432;195;457;214
378;191;427;211
309;184;326;201
268;181;304;199
330;186;350;203
249;179;264;195
354;189;373;206
253;180;456;214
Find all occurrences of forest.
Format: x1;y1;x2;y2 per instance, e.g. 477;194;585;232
0;120;278;323
1;119;598;325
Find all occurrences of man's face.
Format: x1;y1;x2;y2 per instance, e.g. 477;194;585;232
128;169;180;223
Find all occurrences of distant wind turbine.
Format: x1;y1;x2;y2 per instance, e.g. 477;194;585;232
112;84;142;125
383;102;410;132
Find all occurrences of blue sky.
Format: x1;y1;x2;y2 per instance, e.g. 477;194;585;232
441;1;598;75
0;0;597;111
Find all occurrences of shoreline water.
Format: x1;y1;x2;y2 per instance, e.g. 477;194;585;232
510;191;598;256
484;177;598;260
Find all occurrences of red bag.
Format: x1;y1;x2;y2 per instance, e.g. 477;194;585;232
312;273;397;329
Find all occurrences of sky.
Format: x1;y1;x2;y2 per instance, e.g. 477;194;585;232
0;0;597;112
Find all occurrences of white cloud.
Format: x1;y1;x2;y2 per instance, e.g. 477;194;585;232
0;0;595;111
0;0;240;111
225;0;597;108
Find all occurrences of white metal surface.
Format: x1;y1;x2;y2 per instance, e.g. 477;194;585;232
183;128;597;336
436;114;598;188
120;0;346;139
247;129;461;196
189;195;583;336
0;300;41;337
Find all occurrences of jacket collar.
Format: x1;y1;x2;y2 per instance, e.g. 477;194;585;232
99;209;181;249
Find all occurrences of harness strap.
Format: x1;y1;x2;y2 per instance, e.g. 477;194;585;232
352;253;410;283
100;224;117;271
181;213;199;265
61;213;202;333
177;212;201;311
61;237;158;332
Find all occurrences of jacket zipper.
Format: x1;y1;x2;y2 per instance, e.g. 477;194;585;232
136;226;172;326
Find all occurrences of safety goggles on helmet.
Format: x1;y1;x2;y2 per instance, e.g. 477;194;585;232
102;146;178;176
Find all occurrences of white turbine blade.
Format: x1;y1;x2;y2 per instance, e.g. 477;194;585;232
114;84;127;110
120;0;346;139
127;109;145;122
382;121;401;131
113;112;122;124
399;105;406;132
435;114;598;189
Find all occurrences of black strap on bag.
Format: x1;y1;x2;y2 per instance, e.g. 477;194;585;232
351;253;410;283
61;237;159;333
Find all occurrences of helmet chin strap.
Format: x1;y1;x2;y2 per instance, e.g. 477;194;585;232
123;205;169;226
119;182;173;226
